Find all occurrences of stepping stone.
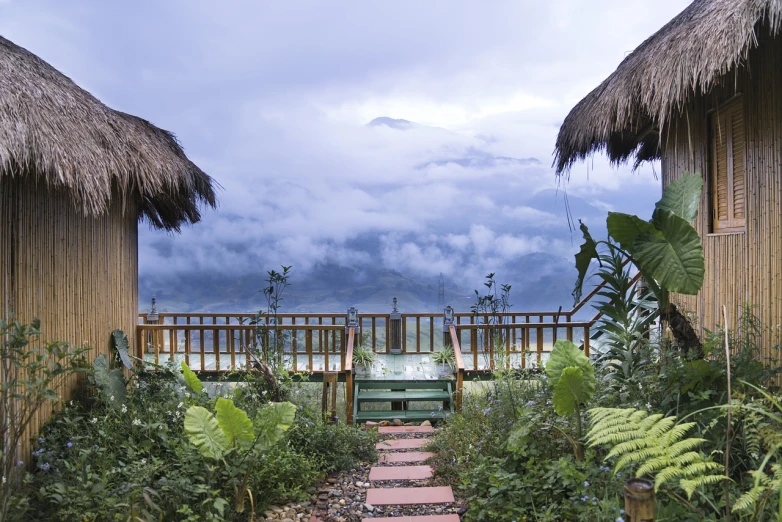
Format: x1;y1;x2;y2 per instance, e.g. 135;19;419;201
369;465;433;481
376;438;429;450
378;425;434;434
377;451;434;463
361;515;459;522
366;486;454;506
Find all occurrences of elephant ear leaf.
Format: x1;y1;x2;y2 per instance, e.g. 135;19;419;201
181;361;203;394
553;366;589;416
635;208;704;295
184;406;229;460
655;173;703;223
573;220;598;304
111;329;134;369
215;397;254;448
606;213;660;254
546;339;593;388
93;353;126;408
255;402;297;451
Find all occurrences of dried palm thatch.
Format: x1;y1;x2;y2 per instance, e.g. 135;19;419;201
554;0;782;176
0;35;216;230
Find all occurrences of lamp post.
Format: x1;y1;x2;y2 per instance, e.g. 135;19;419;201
443;305;455;348
346;306;359;335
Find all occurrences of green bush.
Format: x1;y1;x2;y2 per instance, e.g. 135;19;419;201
14;358;375;521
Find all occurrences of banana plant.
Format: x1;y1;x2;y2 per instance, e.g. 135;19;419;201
573;173;705;356
546;339;596;461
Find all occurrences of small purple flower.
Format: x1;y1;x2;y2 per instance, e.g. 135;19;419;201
581;495;589;502
583;481;590;487
16;461;23;467
40;463;50;471
66;442;73;448
38;437;44;444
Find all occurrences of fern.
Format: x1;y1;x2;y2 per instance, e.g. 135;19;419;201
733;452;782;516
587;407;725;498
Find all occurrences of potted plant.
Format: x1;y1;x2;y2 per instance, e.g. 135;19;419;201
352;345;377;377
432;345;456;376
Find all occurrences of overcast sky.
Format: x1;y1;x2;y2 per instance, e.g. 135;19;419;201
0;0;692;290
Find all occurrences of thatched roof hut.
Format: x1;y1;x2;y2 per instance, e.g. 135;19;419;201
0;35;216;230
0;34;216;458
554;0;782;369
554;0;782;174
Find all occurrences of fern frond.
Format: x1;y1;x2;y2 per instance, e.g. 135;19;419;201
615;446;663;470
608;438;658;460
586;407;725;500
733;484;767;512
637;413;667;432
654;420;694;442
680;474;726;499
666;438;709;458
637;451;703;476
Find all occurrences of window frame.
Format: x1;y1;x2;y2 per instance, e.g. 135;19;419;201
709;97;746;234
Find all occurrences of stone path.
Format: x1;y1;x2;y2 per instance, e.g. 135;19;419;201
362;425;459;522
308;423;462;522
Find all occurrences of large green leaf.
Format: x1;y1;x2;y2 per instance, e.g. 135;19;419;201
111;329;134;369
215;397;254;448
553;366;593;416
93;353;126;409
184;406;229;460
634;208;704;295
606;213;660;254
546;339;594;389
255;402;297;451
572;220;598;304
181;361;203;393
655;173;703;224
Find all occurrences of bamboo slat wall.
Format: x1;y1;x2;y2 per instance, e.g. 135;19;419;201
1;175;139;460
661;29;782;362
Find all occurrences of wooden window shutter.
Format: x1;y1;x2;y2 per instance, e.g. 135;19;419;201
710;99;745;232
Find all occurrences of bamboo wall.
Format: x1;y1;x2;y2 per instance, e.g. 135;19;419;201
0;175;138;460
661;28;782;363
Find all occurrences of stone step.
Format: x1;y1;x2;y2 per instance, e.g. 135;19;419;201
376;438;430;450
377;425;434;434
369;465;433;481
358;390;451;401
377;451;434;464
366;486;454;506
361;514;459;522
356;410;448;422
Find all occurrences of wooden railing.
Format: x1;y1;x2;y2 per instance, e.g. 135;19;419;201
345;326;355;424
449;325;465;410
136;321;347;373
135;266;639;374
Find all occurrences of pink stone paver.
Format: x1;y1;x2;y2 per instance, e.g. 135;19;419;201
377;451;435;464
366;486;454;506
362;515;459;522
378;425;434;434
369;465;433;481
376;438;430;450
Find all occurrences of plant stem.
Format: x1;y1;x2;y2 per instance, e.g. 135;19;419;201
723;305;732;521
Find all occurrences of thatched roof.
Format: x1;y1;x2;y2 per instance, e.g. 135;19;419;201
0;35;216;230
554;0;782;175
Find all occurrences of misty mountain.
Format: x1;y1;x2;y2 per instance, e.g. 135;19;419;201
367;117;417;130
138;251;581;316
